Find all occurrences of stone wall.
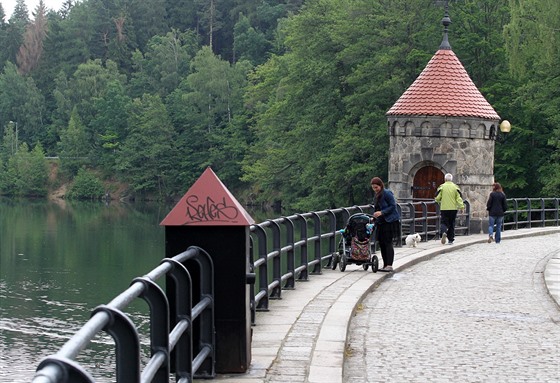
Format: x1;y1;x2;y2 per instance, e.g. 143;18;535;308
387;115;500;233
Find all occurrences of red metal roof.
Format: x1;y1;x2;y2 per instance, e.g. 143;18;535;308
386;49;500;120
160;167;255;226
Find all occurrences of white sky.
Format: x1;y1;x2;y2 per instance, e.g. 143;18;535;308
2;0;66;19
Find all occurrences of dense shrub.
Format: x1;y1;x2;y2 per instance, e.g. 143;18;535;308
67;168;105;200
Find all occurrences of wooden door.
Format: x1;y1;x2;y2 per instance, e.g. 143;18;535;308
412;166;444;201
411;166;444;233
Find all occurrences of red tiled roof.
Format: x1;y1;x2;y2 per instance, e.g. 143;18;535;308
386;49;500;120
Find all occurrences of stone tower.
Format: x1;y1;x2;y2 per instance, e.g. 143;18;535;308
385;6;501;233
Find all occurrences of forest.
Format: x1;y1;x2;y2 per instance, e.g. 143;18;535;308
0;0;558;212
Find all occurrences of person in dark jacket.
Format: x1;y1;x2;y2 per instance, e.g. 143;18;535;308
371;177;400;272
486;182;508;243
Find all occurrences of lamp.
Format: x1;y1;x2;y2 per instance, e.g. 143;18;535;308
492;120;511;143
499;120;511;133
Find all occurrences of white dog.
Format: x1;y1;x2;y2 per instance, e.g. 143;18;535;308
405;233;422;248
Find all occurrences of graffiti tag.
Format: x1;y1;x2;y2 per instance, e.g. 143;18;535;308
184;195;239;223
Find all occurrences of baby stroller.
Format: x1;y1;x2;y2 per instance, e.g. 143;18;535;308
331;213;379;272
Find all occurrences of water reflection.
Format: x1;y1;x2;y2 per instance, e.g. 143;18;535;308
0;199;169;382
0;197;274;381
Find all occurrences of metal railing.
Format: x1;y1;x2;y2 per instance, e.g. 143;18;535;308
398;199;471;241
31;197;558;381
504;198;560;230
247;200;471;323
32;247;215;383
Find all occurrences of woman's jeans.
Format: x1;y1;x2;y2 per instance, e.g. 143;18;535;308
488;215;504;243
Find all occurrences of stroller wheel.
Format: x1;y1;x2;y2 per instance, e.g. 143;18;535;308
371;255;379;273
362;263;369;271
331;253;339;270
339;253;347;272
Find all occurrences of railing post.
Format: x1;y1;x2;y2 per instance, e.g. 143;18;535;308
252;225;269;311
268;219;283;298
283;217;296;289
527;198;532;229
422;202;429;237
327;210;337;261
91;305;141;383
396;204;403;247
513;199;519;230
311;212;322;274
132;277;170;383
177;247;215;378
296;214;309;281
162;258;193;380
464;200;471;235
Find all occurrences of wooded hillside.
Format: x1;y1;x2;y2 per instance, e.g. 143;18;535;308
0;0;558;210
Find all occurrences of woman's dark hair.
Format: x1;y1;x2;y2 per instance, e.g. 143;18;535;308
492;182;503;192
370;177;385;189
371;177;385;200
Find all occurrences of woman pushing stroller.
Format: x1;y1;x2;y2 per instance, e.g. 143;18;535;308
370;177;400;272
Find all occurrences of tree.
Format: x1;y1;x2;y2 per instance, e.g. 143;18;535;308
233;13;269;65
0;62;46;146
501;0;560;196
1;120;19;162
167;46;251;189
53;59;127;162
90;80;131;175
0;4;9;67
67;167;105;199
452;0;510;88
243;0;440;210
5;142;49;196
5;0;30;63
128;0;168;51
57;106;89;177
128;29;199;98
17;0;49;75
116;94;176;197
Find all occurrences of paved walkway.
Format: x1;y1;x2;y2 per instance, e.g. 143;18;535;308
205;228;560;383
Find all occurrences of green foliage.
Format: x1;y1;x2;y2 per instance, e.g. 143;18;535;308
67;167;105;200
243;0;440;211
57;106;89;177
1;142;48;196
501;0;560;197
233;13;270;65
0;0;557;209
1;121;19;164
128;30;199;98
0;62;46;145
167;46;251;191
116;94;176;198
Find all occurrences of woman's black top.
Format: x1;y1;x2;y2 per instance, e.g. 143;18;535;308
486;191;507;217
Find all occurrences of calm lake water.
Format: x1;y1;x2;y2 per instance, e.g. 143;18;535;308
0;198;217;382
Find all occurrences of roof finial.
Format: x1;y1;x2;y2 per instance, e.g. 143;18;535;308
439;0;452;50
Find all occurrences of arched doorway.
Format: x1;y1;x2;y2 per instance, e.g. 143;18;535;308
410;166;445;235
412;166;444;201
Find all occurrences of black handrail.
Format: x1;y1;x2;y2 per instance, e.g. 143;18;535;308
31;197;559;381
32;247;215;383
503;198;560;230
247;198;560;325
